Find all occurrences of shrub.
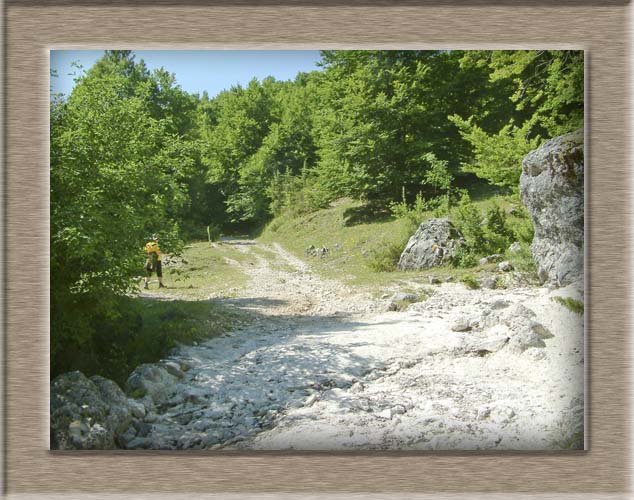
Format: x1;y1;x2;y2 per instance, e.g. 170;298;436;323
367;240;406;272
390;188;429;233
461;274;480;289
552;296;584;315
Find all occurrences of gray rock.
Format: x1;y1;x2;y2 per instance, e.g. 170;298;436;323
451;316;472;332
480;254;504;266
428;276;441;284
529;320;554;339
471;336;509;354
397;218;464;270
520;130;584;286
508;242;522;254
481;277;498;289
125;364;178;405
498;261;514;272
50;371;133;450
132;419;152;437
490;299;511;310
161;361;186;379
90;375;133;435
120;426;137;446
390;292;418;303
509;329;546;352
377;408;393;419
128;399;146;419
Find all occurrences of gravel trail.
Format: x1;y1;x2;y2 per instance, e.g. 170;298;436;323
136;239;584;451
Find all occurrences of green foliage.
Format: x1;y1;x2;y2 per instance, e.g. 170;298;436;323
267;171;332;218
552;296;584;315
450;116;541;191
450;195;517;266
461;274;480;290
451;50;583;191
52;296;242;386
390;189;430;233
367;239;407;272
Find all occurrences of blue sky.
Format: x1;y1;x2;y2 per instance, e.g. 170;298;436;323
50;50;323;98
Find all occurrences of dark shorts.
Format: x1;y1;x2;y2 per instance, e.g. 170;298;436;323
145;260;162;278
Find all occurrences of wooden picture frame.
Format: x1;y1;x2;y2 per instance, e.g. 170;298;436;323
3;0;631;497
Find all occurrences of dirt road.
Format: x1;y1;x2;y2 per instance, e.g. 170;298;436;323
136;238;584;450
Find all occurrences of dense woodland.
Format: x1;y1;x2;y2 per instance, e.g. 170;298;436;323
51;50;583;377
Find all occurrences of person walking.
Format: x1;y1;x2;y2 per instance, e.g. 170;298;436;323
144;234;165;289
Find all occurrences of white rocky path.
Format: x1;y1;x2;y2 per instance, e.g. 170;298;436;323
126;239;584;451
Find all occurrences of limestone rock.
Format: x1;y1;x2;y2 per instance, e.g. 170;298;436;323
498;261;514;272
520;129;584;286
125;364;178;405
50;371;134;450
397;218;464;270
508;242;522;254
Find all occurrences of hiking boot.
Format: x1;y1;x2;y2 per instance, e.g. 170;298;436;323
144;283;149;290
159;283;166;288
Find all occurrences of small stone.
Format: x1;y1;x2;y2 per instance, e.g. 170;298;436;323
391;292;418;303
162;361;186;379
498;261;514;272
377;408;393;420
508;242;522;253
428;276;441;284
529;320;554;339
391;405;407;415
490;299;511;310
481;277;498;289
451;317;472;332
305;394;318;407
128;399;146;419
478;257;489;266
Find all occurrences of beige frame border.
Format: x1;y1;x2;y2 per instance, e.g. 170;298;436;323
3;1;632;497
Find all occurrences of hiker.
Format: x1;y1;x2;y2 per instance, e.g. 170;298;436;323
144;234;165;289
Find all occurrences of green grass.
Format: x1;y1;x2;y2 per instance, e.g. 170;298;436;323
552;296;584;315
258;196;538;295
143;240;252;299
460;274;480;290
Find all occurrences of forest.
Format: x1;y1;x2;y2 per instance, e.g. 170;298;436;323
51;50;583;380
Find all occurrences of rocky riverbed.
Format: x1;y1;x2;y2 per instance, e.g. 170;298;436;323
51;238;584;451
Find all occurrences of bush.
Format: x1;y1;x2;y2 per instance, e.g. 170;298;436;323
461;274;480;289
450;195;517;266
367;240;407;272
390;189;429;233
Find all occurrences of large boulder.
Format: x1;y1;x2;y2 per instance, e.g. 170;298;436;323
520;130;584;286
50;371;133;449
397;218;464;270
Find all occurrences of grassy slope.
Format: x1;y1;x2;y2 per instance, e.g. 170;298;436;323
145;240;252;300
259;196;536;297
